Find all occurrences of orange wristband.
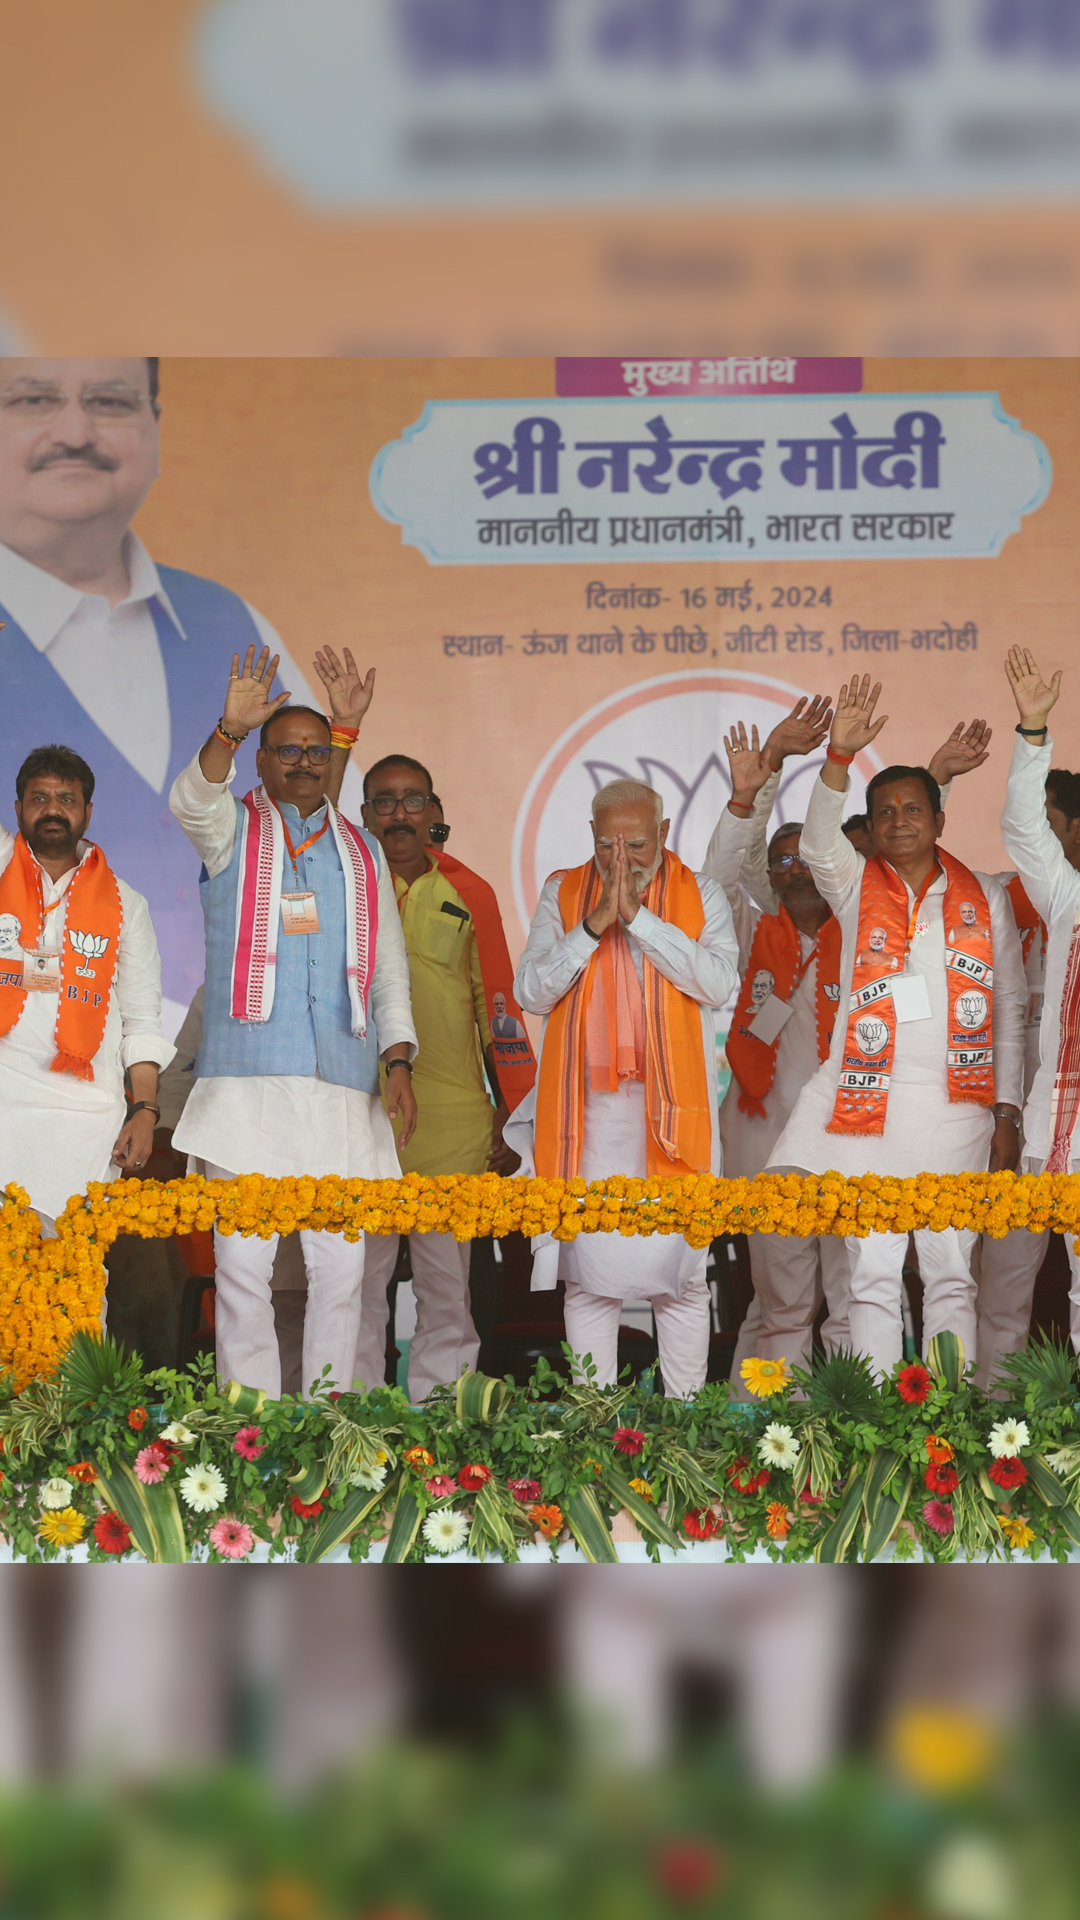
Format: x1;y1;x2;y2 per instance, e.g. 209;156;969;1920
826;746;855;767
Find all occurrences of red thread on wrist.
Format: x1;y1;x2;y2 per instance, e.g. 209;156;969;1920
826;746;855;767
727;799;754;816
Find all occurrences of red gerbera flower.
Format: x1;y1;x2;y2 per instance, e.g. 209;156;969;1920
653;1839;724;1903
459;1463;492;1492
922;1499;955;1536
92;1510;132;1556
798;1485;824;1506
127;1406;148;1431
896;1365;932;1405
70;1461;97;1484
288;1495;325;1519
989;1457;1028;1490
682;1507;721;1541
508;1478;542;1504
613;1427;645;1456
924;1463;959;1495
727;1455;771;1495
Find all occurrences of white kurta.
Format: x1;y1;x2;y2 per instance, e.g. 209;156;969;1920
169;754;416;1180
769;774;1026;1178
0;830;174;1220
514;868;739;1298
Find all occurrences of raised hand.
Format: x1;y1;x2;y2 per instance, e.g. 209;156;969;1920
928;719;993;787
222;645;291;739
313;646;376;728
829;673;889;758
763;693;833;768
587;839;624;936
724;721;773;805
1005;646;1061;729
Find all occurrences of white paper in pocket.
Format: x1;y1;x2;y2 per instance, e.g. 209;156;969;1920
891;972;933;1022
748;993;794;1045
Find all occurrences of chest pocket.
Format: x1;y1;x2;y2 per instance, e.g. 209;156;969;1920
414;904;469;970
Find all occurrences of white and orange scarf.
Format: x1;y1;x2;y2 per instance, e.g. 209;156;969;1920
727;908;842;1118
230;788;378;1033
828;849;995;1137
534;852;712;1179
0;835;122;1082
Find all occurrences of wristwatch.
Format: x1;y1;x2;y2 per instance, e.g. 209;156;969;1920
992;1104;1021;1125
128;1101;161;1121
385;1058;414;1074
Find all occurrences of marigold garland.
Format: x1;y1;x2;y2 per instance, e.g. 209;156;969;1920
4;1168;1080;1388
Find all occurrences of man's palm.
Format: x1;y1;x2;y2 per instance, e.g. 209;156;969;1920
1006;645;1061;723
765;694;833;766
223;645;289;734
314;646;376;727
831;674;888;755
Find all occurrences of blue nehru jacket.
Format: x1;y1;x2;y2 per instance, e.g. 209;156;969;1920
196;795;384;1093
0;566;269;1008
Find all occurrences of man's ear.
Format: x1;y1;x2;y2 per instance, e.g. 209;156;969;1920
660;818;670;847
82;799;93;831
934;811;945;838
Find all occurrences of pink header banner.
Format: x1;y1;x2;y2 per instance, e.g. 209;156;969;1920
556;356;864;400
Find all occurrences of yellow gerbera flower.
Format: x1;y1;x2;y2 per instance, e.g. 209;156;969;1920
999;1515;1036;1552
39;1506;85;1548
628;1478;655;1502
739;1356;792;1399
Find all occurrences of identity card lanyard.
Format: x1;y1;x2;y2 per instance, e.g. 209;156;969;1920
892;865;941;1025
276;806;329;935
23;889;65;992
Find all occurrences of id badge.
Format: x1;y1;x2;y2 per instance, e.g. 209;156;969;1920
892;972;932;1022
747;993;794;1045
23;950;61;992
281;892;320;934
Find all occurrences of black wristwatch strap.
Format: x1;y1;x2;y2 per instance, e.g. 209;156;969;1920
128;1101;161;1120
1015;723;1048;738
386;1057;414;1074
582;917;602;941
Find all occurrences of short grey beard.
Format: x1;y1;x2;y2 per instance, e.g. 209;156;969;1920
594;849;664;894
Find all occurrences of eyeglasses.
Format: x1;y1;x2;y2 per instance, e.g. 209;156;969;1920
1;384;152;422
265;744;331;766
369;792;430;816
769;853;810;872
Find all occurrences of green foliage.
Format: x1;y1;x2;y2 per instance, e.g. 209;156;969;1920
59;1329;144;1408
801;1351;881;1424
992;1335;1079;1409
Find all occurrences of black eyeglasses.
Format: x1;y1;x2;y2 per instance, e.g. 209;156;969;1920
769;853;810;872
369;792;430;816
265;744;331;766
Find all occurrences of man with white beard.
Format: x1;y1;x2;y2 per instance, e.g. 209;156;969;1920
514;779;738;1396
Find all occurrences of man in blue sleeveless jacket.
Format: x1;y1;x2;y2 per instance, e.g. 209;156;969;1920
169;645;417;1397
0;356;355;1033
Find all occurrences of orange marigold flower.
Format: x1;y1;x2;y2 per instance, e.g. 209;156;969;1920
127;1407;148;1431
70;1461;97;1484
925;1433;955;1465
404;1446;434;1469
765;1501;791;1540
529;1502;564;1540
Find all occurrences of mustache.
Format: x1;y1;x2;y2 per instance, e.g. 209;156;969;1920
384;821;416;834
29;445;120;473
32;816;72;833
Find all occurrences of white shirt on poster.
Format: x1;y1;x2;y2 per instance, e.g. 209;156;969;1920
0;828;175;1222
769;774;1026;1179
169;753;416;1181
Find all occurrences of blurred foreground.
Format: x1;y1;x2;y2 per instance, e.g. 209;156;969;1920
2;1564;1080;1914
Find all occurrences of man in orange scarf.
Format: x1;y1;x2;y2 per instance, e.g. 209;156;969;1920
514;779;738;1396
0;744;174;1233
768;675;1026;1379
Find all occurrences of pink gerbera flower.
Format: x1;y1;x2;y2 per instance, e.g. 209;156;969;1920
613;1427;646;1457
922;1499;956;1537
508;1478;542;1504
134;1444;169;1485
209;1516;255;1560
425;1475;457;1499
233;1426;265;1461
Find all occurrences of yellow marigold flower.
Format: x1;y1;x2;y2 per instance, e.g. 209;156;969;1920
628;1478;655;1502
39;1506;86;1548
888;1705;999;1794
740;1356;792;1399
404;1446;434;1469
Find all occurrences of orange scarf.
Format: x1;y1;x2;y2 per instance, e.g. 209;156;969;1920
429;848;537;1111
0;836;123;1082
1006;874;1046;970
727;908;842;1117
829;848;994;1136
534;851;712;1178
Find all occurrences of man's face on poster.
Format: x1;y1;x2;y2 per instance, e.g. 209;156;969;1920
0;357;160;546
493;993;507;1019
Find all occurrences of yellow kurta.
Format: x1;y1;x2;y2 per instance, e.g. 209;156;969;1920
382;862;495;1176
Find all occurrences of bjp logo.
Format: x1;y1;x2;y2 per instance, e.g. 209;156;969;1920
854;1015;890;1056
956;989;989;1030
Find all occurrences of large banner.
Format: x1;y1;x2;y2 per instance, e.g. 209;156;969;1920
1;356;1076;1061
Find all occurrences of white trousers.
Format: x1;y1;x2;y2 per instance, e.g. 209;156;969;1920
846;1226;977;1378
207;1163;365;1397
730;1234;852;1388
563;1261;712;1399
973;1227;1051;1390
355;1231;478;1403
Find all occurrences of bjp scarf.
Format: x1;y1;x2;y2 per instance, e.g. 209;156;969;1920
534;851;713;1179
0;835;123;1082
1006;874;1046;970
231;788;378;1035
429;847;537;1111
828;848;995;1137
726;908;842;1117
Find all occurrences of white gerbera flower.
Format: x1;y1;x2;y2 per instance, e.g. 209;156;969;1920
925;1833;1013;1920
422;1508;469;1555
351;1461;388;1492
987;1418;1029;1460
161;1421;196;1445
179;1462;227;1513
39;1477;73;1510
758;1423;801;1471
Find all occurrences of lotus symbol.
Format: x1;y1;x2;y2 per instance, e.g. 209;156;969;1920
69;929;109;978
855;1016;890;1056
956;989;989;1030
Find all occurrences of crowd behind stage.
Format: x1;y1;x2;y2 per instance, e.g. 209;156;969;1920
4;624;1078;1405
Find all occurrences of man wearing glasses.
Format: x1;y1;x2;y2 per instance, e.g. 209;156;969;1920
0;357;334;1037
168;648;417;1397
354;754;532;1400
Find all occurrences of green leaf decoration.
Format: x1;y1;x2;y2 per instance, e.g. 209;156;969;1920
91;1461;189;1563
59;1330;142;1407
467;1479;520;1563
297;1476;398;1564
803;1350;880;1423
925;1331;966;1393
991;1336;1079;1408
383;1487;424;1562
223;1380;268;1418
601;1470;682;1552
814;1471;866;1564
565;1485;620;1562
861;1452;912;1562
1028;1454;1069;1508
455;1370;511;1425
286;1460;329;1504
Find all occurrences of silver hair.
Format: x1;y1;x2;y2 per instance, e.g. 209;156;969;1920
768;821;804;858
591;778;664;827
